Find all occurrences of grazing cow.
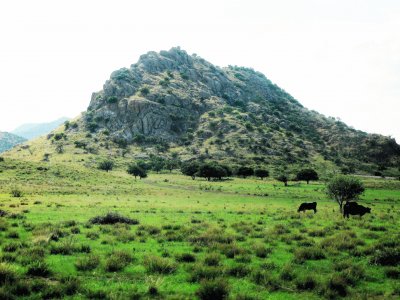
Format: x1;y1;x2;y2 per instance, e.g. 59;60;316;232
343;202;371;218
298;202;317;213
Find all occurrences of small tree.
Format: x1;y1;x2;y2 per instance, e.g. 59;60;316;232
55;143;64;154
275;174;288;186
98;160;114;172
136;160;150;171
127;164;147;179
296;168;319;184
197;163;227;181
181;161;200;180
140;87;150;96
221;164;233;177
149;156;165;173
326;175;365;212
255;169;269;180
237;166;254;178
165;159;180;173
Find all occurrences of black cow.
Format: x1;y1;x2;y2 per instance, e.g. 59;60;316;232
298;202;317;213
343;202;371;218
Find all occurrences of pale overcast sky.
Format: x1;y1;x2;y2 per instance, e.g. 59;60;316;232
0;0;399;141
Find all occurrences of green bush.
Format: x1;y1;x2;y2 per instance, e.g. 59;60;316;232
143;255;176;274
371;248;400;266
98;160;114;172
196;279;229;300
107;96;118;104
384;267;400;279
295;275;317;290
324;274;348;298
89;212;139;225
226;264;250;278
26;261;51;277
251;270;281;291
61;276;81;296
105;251;132;272
294;247;326;263
190;265;223;282
253;244;271;258
10;188;23;198
204;253;221;266
175;253;196;263
75;255;100;271
0;263;17;286
140;87;150;96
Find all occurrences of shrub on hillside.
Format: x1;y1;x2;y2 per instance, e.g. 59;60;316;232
107;96;118;104
10;188;23;198
97;160;114;172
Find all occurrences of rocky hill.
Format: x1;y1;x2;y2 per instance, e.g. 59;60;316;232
5;47;400;176
0;132;26;153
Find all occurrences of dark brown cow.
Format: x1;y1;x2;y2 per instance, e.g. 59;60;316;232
343;202;371;218
298;202;317;213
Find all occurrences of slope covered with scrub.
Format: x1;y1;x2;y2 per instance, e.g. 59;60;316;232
4;47;400;176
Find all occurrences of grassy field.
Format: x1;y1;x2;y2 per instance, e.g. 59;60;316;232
0;158;399;299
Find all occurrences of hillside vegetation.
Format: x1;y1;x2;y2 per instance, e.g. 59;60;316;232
4;47;400;178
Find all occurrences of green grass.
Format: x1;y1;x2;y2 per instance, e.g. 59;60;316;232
0;158;399;298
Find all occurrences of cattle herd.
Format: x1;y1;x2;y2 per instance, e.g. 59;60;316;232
298;201;371;218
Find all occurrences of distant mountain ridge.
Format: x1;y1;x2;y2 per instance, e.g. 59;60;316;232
12;117;70;140
0;132;26;153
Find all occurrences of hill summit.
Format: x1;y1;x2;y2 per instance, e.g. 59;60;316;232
6;47;400;176
83;47;399;173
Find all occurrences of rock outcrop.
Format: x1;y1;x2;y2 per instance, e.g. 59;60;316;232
80;47;399;171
